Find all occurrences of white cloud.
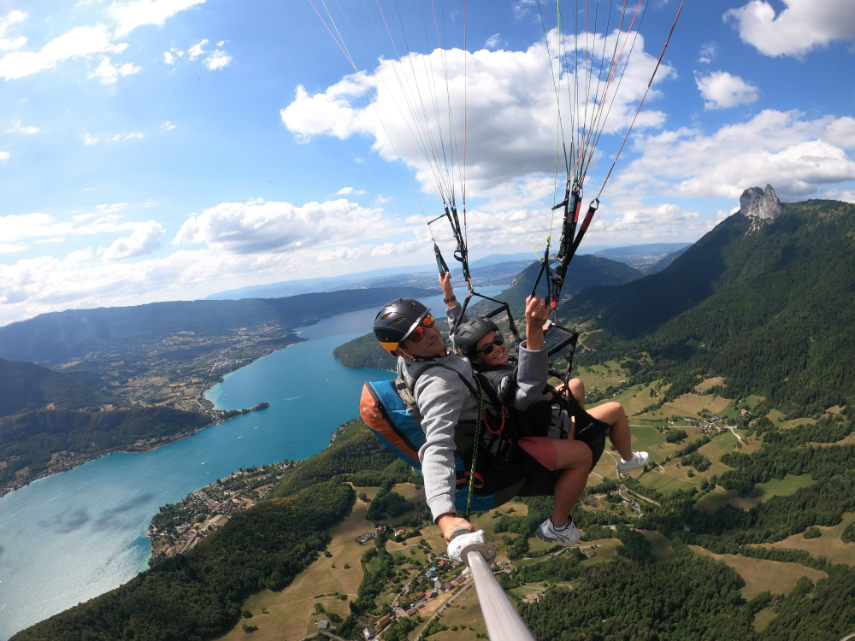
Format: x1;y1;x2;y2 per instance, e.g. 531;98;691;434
282;28;675;196
615;110;855;202
825;116;855;150
336;187;366;196
485;33;502;50
174;197;391;254
167;39;231;70
724;0;855;57
0;151;9;161
108;0;207;38
83;131;145;144
0;24;127;80
6;120;39;135
160;120;176;132
90;56;141;84
100;220;164;260
695;71;759;109
698;42;717;64
0;201;433;325
187;39;207;60
0;205;140;248
204;49;231;70
0;9;27;51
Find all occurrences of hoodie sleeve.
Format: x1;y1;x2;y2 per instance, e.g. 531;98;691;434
446;303;465;352
507;341;549;410
412;364;472;521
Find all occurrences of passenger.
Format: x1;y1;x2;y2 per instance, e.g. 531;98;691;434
373;292;593;546
441;273;649;542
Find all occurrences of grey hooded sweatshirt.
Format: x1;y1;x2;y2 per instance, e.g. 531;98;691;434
397;340;550;522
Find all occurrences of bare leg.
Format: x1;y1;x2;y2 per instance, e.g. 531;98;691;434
558;377;586;408
549;439;592;525
588;401;633;461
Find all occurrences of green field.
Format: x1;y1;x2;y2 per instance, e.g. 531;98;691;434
689;546;828;600
755;474;816;501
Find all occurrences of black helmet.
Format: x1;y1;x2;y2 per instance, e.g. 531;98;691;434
454;316;498;357
374;298;430;353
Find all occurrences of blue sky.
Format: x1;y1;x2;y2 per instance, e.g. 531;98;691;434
0;0;854;326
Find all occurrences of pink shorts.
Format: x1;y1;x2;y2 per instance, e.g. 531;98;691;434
518;437;557;471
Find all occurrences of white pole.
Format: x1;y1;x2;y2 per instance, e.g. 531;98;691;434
465;550;536;641
447;530;537;641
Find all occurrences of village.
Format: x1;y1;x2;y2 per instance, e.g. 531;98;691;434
147;462;292;561
335;523;603;641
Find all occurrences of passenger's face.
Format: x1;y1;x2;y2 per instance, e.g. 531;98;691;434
473;331;507;367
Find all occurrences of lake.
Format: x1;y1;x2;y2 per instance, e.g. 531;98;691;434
0;290;499;639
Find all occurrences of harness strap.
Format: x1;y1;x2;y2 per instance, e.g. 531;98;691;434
465;375;484;517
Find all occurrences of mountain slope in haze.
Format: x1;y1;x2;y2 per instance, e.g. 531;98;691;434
0;286;434;408
208;254;532;300
0;358;112;416
568;199;855;414
592;242;690;274
0;287;434;366
333;254;642;370
504;253;643;304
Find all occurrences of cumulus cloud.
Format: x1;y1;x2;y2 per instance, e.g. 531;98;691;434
0;2;206;82
166;38;231;70
174;197;390;254
336;187;366;196
108;0;207;38
0;150;9;161
0;10;27;51
695;71;759;109
282;28;675;196
0;200;434;326
187;39;207;60
6;120;39;135
724;0;855;57
90;56;141;84
101;221;164;260
825;116;855;149
0;205;143;250
203;47;231;70
0;24;127;80
615;110;855;202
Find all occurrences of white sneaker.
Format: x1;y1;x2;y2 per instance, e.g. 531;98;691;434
536;517;581;546
617;451;649;474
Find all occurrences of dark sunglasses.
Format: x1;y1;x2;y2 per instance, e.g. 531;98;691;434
478;334;505;355
405;313;435;343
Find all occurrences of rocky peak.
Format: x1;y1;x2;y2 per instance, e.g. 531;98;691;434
739;184;783;221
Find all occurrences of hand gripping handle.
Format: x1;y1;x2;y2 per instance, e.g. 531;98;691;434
447;529;496;566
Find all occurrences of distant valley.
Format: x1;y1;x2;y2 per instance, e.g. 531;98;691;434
0;286;433;494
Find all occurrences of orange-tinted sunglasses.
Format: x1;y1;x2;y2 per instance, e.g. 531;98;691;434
405;313;435;343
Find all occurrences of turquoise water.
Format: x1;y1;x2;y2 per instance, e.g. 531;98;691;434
0;289;500;638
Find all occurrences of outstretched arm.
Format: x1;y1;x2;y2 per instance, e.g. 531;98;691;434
524;295;550;350
439;272;458;309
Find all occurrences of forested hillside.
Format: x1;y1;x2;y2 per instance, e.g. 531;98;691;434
0;358;112;416
566;201;855;415
0;356;224;492
14;411;854;641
